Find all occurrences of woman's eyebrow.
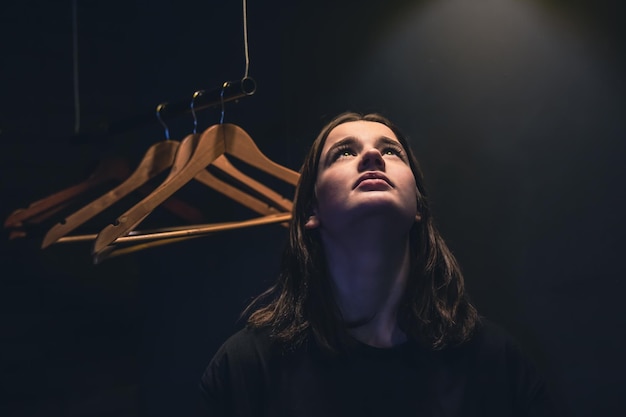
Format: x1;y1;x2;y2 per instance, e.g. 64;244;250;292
329;136;359;150
323;137;360;165
376;136;401;147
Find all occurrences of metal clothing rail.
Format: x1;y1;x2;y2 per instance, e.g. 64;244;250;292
68;77;257;144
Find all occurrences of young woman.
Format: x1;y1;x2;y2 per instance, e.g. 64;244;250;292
200;112;557;416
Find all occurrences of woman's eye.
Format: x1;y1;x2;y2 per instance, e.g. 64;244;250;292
383;146;403;156
332;146;356;160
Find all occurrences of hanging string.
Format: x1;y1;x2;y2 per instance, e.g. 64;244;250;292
242;0;250;79
72;0;81;134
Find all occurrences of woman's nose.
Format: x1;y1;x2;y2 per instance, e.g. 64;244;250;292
358;148;385;171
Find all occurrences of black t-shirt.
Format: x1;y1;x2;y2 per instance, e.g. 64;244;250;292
199;321;557;417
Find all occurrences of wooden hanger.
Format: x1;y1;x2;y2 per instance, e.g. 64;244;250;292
92;123;300;257
47;211;292;264
96;212;292;262
211;156;294;212
4;155;131;229
41;139;182;248
6;140;206;243
165;127;297;214
156;132;290;219
48;213;291;264
42;129;296;253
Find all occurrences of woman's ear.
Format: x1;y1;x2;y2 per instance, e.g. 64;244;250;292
415;212;422;222
305;214;320;229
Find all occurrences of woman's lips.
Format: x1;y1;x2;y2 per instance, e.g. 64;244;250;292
353;172;393;189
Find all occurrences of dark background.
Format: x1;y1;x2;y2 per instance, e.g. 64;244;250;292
1;0;625;416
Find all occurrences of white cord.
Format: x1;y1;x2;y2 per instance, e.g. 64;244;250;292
72;0;80;134
242;0;250;79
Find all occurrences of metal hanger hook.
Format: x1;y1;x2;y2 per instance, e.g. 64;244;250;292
219;81;229;124
190;90;204;134
156;103;170;140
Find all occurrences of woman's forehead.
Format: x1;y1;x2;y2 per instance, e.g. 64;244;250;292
323;121;398;150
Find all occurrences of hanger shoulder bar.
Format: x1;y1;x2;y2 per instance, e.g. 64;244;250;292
92;125;226;254
41;140;180;248
194;167;283;216
211;156;294;212
4;157;130;228
223;124;300;186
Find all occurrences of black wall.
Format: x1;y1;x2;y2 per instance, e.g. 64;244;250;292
2;1;625;416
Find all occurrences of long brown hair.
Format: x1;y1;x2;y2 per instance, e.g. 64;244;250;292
246;112;479;353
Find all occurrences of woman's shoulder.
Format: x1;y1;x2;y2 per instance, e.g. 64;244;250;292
201;326;277;395
471;318;523;350
449;317;526;354
440;317;541;375
210;325;276;364
460;318;548;392
200;327;283;415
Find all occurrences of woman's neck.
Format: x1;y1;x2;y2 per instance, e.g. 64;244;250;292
320;229;411;348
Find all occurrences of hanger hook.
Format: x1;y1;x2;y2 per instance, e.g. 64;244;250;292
191;90;203;134
156;103;170;140
219;81;229;124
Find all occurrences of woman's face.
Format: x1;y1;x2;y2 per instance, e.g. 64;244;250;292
305;120;419;233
